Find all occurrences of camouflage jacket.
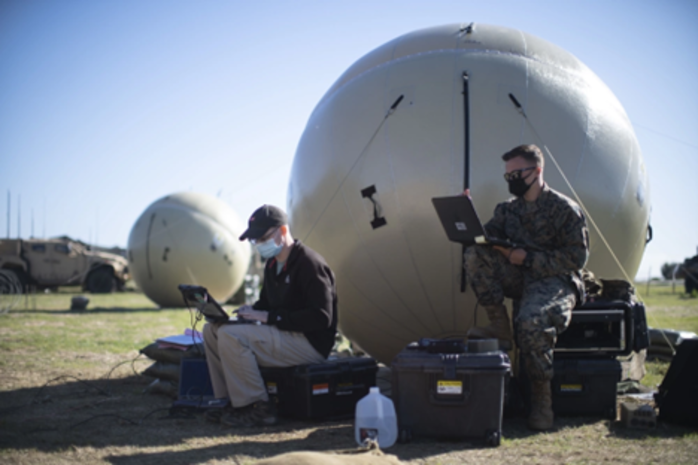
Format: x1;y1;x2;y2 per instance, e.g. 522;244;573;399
484;184;589;298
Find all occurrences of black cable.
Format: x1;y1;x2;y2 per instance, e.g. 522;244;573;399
1;354;150;415
139;407;171;424
186;300;204;356
33;375;111;401
0;374;110;415
25;426;60;434
103;353;149;381
131;354;149;377
69;413;138;429
68;406;172;430
461;72;471;293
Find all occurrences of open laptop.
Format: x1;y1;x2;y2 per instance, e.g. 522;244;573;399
178;284;256;324
431;195;519;248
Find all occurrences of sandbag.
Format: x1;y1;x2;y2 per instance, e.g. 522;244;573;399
143;378;178;398
255;449;403;465
139;342;205;364
142;361;181;381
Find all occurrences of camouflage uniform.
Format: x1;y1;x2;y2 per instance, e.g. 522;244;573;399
464;184;589;381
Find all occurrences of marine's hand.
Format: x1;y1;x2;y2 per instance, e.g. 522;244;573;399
492;245;510;258
509;248;527;266
236;306;268;323
462;189;471;198
493;246;527;266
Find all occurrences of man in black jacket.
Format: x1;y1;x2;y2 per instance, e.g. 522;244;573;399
203;204;338;427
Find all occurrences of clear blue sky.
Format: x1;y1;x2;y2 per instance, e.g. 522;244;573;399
1;0;696;279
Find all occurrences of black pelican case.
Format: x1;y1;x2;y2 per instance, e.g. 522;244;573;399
391;339;510;446
519;356;622;419
550;357;622;419
259;357;378;419
555;300;649;357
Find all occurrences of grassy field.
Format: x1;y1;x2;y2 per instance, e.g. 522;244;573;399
0;283;696;464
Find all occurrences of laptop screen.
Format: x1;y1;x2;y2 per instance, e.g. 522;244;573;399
431;195;487;245
178;284;229;322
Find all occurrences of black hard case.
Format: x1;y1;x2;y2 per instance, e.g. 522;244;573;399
551;358;622;419
259;357;378;419
555;300;649;357
655;339;698;427
391;346;510;445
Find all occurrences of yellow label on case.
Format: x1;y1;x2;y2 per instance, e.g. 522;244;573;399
437;380;463;395
561;384;583;392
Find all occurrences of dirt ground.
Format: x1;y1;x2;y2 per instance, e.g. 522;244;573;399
1;362;697;465
1;287;697;464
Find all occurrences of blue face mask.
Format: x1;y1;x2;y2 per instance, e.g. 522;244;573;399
255;235;283;259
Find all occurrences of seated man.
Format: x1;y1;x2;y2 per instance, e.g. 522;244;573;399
464;144;589;431
203;204;338;427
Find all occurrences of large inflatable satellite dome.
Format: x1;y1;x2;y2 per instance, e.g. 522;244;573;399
128;192;251;307
287;23;650;364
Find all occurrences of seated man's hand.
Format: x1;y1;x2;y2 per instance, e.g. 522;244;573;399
236;305;269;324
493;245;527;266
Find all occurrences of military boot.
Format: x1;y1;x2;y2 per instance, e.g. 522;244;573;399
466;304;513;350
528;380;554;431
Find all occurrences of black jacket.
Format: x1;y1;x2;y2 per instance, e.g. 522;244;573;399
253;240;338;358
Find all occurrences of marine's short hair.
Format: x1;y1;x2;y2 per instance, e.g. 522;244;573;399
501;144;544;168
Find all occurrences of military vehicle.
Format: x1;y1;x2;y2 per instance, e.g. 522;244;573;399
0;238;129;293
680;255;698;294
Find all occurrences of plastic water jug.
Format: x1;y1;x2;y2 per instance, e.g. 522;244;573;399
354;386;398;448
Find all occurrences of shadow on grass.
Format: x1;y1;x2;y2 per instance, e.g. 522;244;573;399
1;375;695;463
10;306;171;315
0;374;508;462
0;374;358;456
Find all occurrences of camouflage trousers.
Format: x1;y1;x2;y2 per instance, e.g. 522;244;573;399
464;246;576;381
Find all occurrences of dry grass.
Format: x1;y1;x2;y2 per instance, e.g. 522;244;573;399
1;285;697;464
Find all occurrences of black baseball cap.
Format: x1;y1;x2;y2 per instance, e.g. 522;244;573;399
239;204;288;241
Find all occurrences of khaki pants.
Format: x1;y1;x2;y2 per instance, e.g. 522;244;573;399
203;323;325;408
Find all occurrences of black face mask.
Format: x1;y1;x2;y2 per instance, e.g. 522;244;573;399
508;175;536;197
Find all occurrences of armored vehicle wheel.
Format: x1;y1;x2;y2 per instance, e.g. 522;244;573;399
86;267;116;293
5;269;29;293
0;269;24;294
